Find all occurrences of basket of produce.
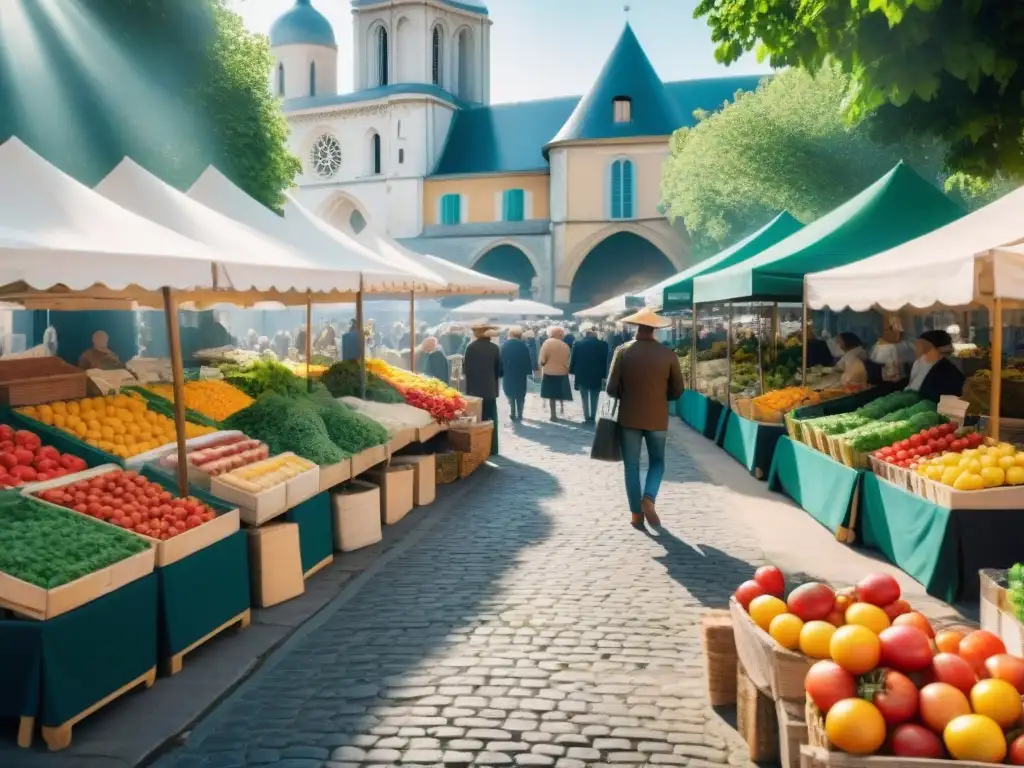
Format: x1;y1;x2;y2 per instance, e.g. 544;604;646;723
449;421;493;478
980;568;1024;658
732;397;753;420
0;490;155;619
366;358;466;422
435;451;459;484
29;465;240;567
0;357;88;407
210;452;319;525
0;422;89;488
150;432;271;489
784;413;804;443
141;379;254;423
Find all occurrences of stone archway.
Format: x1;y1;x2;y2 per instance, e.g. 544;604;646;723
472;243;537;298
569;231;676;307
318;192;372;236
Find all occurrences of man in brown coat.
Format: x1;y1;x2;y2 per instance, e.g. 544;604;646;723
606;308;685;531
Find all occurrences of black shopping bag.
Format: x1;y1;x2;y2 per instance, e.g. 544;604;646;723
591;399;621;462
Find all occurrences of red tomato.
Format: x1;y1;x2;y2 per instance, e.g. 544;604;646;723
892;611;934;638
909;434;924;448
896;450;909;461
856;573;901;607
787;582;836;621
879;626;934;673
883;600;912;620
890;723;945;758
805;660;856;714
862;669;918;725
930;652;977;695
1009;734;1024;765
959;630;1007;672
984;654;1024;694
918;682;971;732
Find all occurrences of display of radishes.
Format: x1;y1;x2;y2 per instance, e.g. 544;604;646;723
0;423;88;487
160;434;270;476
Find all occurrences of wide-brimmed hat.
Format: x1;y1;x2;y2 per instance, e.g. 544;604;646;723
470;321;498;332
619;307;672;329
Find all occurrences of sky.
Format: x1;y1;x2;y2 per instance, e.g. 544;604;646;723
231;0;772;104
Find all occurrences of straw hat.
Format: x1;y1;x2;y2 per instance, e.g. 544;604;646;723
619;307;672;329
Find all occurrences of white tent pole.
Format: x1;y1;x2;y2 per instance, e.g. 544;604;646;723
409;291;416;372
356;277;366;399
991;298;1003;439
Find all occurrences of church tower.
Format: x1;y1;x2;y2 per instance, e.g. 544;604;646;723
350;0;491;104
268;0;339;100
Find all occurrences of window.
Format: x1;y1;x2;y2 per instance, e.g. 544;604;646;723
371;133;382;175
610;159;634;219
432;26;443;86
398;148;405;164
502;189;525;222
349;210;367;235
277;63;284;96
310;134;342;178
309;62;316;96
457;28;472;100
396;120;402;138
439;194;462;225
375;26;389;86
613;96;632;123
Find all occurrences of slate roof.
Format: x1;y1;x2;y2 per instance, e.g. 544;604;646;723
350;0;488;15
270;0;336;48
283;83;464;113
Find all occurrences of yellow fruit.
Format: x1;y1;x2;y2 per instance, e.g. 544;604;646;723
970;679;1022;728
1007;466;1024;486
749;595;788;631
997;443;1016;458
979;454;998;469
940;466;964;486
799;620;837;659
980;466;1005;488
999;455;1016;471
941;453;962;467
926;465;944;481
953;472;985;491
845;603;891;634
943;714;1007;762
769;614;804;650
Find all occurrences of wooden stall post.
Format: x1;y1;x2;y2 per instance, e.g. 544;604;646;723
991;297;1004;439
305;292;312;392
726;304;734;407
356;277;366;399
161;287;189;497
408;291;416;373
770;302;780;366
801;289;809;386
690;304;698;390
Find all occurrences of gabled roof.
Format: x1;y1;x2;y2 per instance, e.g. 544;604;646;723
431;75;763;176
351;0;488;16
270;0;336;48
693;163;966;303
544;23;681;155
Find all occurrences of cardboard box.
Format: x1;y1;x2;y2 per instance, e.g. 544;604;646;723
365;465;415;525
285;466;321;508
246;522;304;608
391;454;436;506
331;480;382;552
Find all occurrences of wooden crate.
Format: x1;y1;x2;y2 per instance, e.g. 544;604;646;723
450;421;492;478
352;444;388;476
387;427;415;455
435;451;460;484
0;357;88;406
729;597;813;702
777;698;807;768
318;457;352;493
700;609;737;706
918;474;1024;510
737;662;778;762
980;569;1024;656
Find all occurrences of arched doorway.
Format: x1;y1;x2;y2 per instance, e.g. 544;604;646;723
473;244;536;298
320;193;370;236
569;232;675;307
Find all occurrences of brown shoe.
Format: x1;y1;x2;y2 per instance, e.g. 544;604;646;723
641;496;660;528
630;513;646;531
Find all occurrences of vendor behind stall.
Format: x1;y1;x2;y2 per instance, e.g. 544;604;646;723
907;330;966;401
835;332;868;387
78;330;122;370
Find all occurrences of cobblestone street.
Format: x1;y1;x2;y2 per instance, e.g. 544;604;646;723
151;392;773;768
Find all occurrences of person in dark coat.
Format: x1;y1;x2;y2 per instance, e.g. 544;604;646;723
341;319;362;362
570;324;610;423
605;326;625;369
500;328;533;422
908;330;966;402
523;330;539;372
464;325;503;455
417;336;450;385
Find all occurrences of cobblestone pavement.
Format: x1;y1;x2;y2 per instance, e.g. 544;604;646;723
152;392;766;768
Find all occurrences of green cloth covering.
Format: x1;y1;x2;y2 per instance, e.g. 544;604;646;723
157;530;250;657
285;492;334;574
675;395;686;422
39;573;158;726
0;620;42;719
768;437;862;534
652;213;803;310
693;164;964;303
482;398;499;456
858;474;957;603
721;410;786;479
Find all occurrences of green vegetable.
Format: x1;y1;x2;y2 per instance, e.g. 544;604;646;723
853;391;920;420
0;492;150;588
220;359;305;398
224;392;344;464
879;400;936;423
320;361;404;403
294;389;389;455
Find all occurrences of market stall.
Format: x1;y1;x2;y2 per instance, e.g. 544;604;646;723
691;163;965;478
449;298;563;318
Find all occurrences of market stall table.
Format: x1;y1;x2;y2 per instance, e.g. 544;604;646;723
678;390;726;440
768;437;862;539
284;492;334;578
718;410;787;479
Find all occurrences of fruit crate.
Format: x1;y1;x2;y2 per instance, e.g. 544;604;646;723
979;569;1024;656
738;661;779;762
916;474;1024;510
729;597;814;702
784;413;804;444
449;421;492;478
0;358;88;407
700;609;737;706
838;440;870;470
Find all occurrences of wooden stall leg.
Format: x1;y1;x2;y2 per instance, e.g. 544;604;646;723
42;667;156;751
17;716;34;748
162;609;252;677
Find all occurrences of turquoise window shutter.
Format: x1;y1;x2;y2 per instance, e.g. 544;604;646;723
441;194;461;225
610;161;623;219
622;160;634;218
503;189;525;222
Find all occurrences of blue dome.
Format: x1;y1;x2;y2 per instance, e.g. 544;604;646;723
351;0;488;15
270;0;336;48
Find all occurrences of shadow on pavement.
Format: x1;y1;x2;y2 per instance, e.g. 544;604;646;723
650;527;760;609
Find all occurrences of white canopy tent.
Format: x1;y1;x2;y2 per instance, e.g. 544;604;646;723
187;167;444;294
450;298;563;317
95;159;364;303
574;293;640;318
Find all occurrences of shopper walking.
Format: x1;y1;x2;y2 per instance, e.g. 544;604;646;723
606;308;685;531
464;324;503;455
500;328;533;422
539;326;573;421
569;324;609;424
417;336;451;384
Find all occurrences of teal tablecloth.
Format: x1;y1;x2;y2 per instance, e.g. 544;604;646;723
157;530;250;658
720;410;786;479
680;391;726;440
768;437;862;535
0;620;42;720
284;492;334;574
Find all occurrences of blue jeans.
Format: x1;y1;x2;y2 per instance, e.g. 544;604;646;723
580;388;600;420
619;428;667;515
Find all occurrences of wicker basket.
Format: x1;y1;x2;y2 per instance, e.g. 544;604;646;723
732;397;753;420
449;421;492;479
738;662;779;762
729;598;814;702
701;610;738;706
785;413;803;443
0;357;88;406
435;451;460;484
838;440;869;469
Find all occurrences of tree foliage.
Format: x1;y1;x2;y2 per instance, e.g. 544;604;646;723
0;0;299;209
660;65;957;254
694;0;1024;181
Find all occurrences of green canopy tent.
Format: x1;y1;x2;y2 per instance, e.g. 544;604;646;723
692;163;965;304
641;211;803;311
